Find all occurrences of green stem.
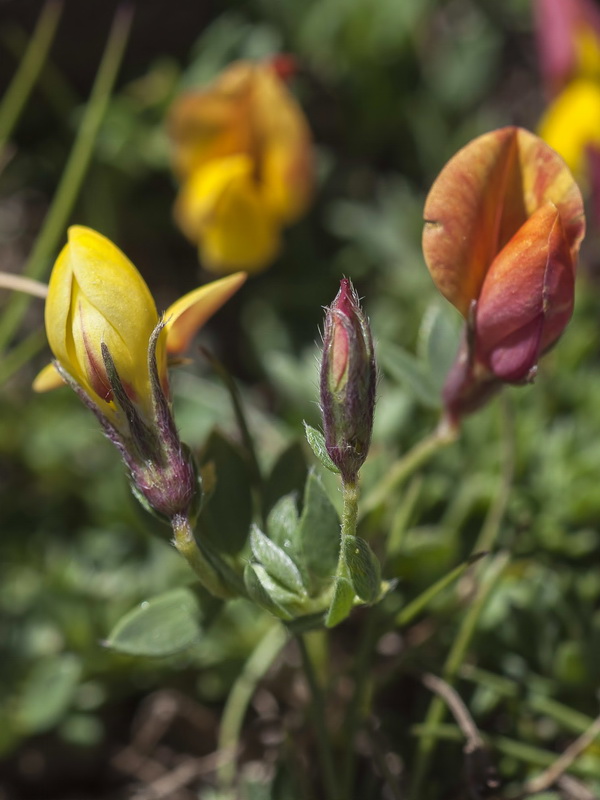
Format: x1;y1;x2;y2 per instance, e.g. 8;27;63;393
0;4;133;355
461;664;596;736
330;479;360;594
0;0;64;153
200;347;264;515
217;623;288;791
473;397;515;554
296;634;340;800
408;403;514;798
360;421;457;519
410;723;600;781
341;479;359;537
341;609;380;798
395;552;487;628
171;514;232;600
408;552;509;799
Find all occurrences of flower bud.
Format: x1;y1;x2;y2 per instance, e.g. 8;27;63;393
320;279;376;484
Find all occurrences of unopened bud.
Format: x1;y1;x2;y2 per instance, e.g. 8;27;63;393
320;279;376;483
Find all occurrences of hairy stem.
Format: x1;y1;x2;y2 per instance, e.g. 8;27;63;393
171;514;231;600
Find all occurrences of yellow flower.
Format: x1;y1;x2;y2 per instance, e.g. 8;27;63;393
538;78;600;179
33;225;246;425
168;59;313;275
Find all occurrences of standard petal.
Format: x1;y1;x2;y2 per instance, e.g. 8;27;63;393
517;128;586;261
167;62;254;180
67;226;159;350
164;272;247;354
251;65;314;223
423;127;525;316
423;127;585;316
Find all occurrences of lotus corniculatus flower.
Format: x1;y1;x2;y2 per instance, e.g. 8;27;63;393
168;58;313;275
34;225;246;521
422;126;585;424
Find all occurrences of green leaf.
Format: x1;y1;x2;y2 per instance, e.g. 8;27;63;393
244;564;293;620
342;535;381;603
199;429;253;555
297;469;340;587
379;341;441;409
303;422;340;473
250;525;306;595
264;440;308;515
325;578;355;628
18;654;82;734
103;588;202;657
267;493;300;552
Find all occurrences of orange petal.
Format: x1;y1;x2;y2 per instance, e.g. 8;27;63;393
475;203;575;381
423;126;585;317
163;272;247;354
167;62;255;180
33;362;66;392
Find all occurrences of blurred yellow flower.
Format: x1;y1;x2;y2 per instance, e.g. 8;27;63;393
34;226;246;425
538;78;600;179
168;59;313;275
535;0;600;212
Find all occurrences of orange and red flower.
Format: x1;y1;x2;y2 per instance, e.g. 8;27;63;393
422;126;585;423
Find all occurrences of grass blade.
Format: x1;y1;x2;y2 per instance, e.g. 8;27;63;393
0;0;64;153
0;5;134;358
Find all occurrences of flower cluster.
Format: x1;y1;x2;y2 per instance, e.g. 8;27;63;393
35;225;246;522
168;58;313;275
423;126;585;424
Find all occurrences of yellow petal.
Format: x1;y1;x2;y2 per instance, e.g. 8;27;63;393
174;155;281;274
45;226;162;411
65;226;158;352
32;362;65;392
538;78;600;177
163;272;247;354
250;65;314;223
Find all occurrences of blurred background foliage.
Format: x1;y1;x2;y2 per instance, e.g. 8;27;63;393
2;0;600;798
